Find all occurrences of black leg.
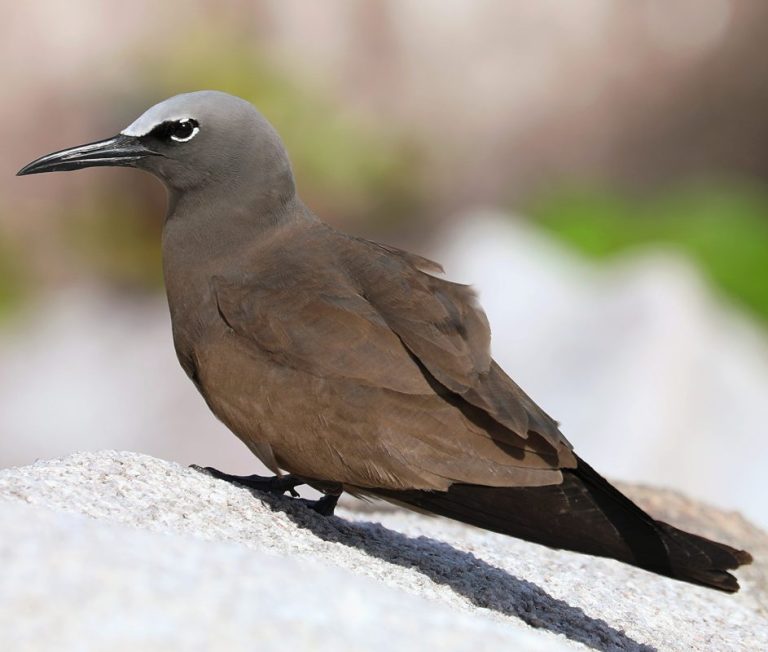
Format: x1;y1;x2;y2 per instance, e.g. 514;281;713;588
191;465;303;497
298;493;340;517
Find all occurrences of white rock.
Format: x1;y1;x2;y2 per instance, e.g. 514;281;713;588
0;451;765;651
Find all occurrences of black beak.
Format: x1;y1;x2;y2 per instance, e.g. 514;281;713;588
17;133;160;176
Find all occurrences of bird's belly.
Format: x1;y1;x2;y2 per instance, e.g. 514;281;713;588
189;330;442;489
190;332;358;479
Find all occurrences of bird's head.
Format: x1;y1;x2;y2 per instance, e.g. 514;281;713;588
17;91;295;204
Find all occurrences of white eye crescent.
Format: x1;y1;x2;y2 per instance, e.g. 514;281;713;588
170;119;199;142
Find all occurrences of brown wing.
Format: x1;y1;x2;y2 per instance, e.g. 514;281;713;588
210;231;574;490
344;237;572;451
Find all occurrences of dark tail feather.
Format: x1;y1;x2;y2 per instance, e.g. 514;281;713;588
371;456;752;592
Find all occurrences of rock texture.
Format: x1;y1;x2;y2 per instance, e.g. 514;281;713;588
0;451;766;651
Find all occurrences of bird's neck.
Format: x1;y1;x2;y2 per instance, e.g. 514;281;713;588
160;190;317;358
163;181;311;256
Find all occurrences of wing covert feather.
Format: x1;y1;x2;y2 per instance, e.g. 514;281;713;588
345;239;572;453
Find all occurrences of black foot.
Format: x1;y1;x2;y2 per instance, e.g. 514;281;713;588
191;465;303;497
298;493;339;517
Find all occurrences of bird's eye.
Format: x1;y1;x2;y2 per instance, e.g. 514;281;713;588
169;119;199;142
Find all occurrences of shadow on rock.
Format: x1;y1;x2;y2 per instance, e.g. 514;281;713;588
255;491;655;652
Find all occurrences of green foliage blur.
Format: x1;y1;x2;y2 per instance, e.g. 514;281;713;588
64;186;164;291
0;226;28;319
529;183;768;322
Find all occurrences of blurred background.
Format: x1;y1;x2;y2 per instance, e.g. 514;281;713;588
2;1;767;526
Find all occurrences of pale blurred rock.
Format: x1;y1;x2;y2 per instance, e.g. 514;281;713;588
0;451;765;651
0;505;561;652
0;287;256;475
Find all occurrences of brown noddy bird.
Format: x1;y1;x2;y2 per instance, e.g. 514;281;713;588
18;91;752;592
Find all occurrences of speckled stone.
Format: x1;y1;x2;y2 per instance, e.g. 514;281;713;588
0;451;765;651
